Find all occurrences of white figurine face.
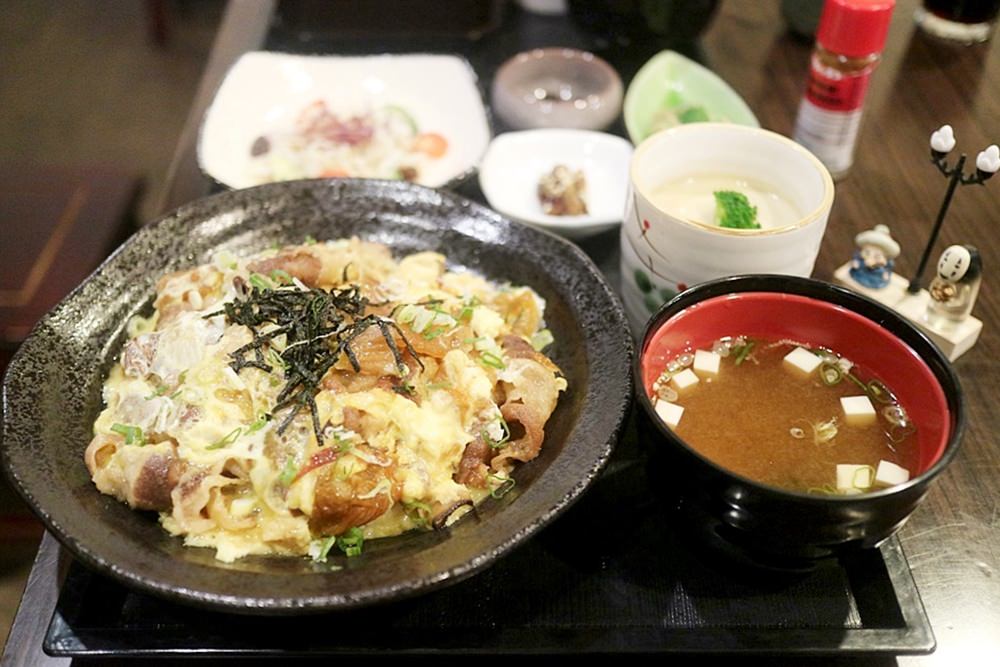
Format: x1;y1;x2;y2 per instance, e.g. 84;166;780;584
937;245;971;282
861;245;887;268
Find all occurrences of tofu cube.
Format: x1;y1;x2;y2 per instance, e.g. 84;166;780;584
693;349;721;377
840;395;877;426
837;464;873;492
654;400;684;429
670;368;700;394
783;347;822;378
874;460;910;488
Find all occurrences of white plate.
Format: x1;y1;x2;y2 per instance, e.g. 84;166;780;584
198;52;491;189
478;129;633;240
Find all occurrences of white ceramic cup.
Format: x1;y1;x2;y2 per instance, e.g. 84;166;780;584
620;123;835;332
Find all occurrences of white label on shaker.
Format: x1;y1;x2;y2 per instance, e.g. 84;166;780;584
793;99;863;176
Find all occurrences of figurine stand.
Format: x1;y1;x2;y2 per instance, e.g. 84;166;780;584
834;263;983;361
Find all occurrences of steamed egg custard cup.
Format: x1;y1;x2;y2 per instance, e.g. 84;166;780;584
635;276;963;572
621;123;835;331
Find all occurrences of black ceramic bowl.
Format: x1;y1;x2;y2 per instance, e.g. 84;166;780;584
635;275;963;571
1;179;633;613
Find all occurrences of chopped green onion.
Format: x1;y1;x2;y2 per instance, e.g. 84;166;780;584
403;500;432;529
246;413;270;433
482;417;510;450
422;327;447;341
267;347;286;370
304;235;317;245
269;269;293;285
478;351;506;370
488;474;516;499
733;340;755;366
207;427;242;450
279;457;299;485
845;371;868;392
819;362;844;386
463;336;485;345
316;535;337;562
110;423;145;446
867;380;893;404
249;273;273;291
144;383;170;400
338;527;364;557
530;329;554;352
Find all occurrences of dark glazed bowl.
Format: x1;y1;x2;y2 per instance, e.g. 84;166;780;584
1;179;632;613
635;275;963;571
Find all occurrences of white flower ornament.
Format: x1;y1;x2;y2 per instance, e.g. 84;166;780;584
976;145;1000;174
930;125;956;153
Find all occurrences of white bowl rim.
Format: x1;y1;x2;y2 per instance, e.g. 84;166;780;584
629;123;835;237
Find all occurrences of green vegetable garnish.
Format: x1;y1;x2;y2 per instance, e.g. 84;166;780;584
714;190;761;230
478;351;506;370
422;327;447;341
304;235;317;245
144;383;170;400
819;362;844;386
110;423;145;446
338;527;364;557
246;413;270;433
482;417;511;450
207;427;242;450
402;500;432;529
488;474;516;499
249;273;273;291
270;269;293;285
316;535;337;562
733;340;755;365
279;457;299;486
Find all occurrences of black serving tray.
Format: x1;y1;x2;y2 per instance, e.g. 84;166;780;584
43;416;934;658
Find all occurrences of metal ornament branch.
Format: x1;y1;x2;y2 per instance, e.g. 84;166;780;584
906;125;999;294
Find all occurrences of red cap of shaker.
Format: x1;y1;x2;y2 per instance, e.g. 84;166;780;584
816;0;896;58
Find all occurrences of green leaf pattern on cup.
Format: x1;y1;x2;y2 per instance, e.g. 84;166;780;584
633;269;678;313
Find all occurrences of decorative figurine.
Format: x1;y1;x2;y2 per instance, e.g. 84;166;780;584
926;245;982;329
833;124;995;361
849;224;900;289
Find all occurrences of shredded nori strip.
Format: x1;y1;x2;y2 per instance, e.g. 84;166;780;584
207;281;422;445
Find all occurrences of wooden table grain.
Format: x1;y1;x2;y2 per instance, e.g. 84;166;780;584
3;0;998;664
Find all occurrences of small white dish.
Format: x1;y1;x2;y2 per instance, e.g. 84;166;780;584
199;51;491;189
478;129;633;240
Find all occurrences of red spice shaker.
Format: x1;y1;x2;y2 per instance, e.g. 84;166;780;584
793;0;896;179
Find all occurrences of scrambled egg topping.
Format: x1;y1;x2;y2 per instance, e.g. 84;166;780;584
86;238;565;562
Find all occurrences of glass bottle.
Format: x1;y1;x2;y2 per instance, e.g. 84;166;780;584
793;0;896;179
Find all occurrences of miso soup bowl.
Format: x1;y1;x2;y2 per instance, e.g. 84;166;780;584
636;275;963;571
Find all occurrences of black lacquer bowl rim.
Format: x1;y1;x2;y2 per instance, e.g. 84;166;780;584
1;179;633;613
634;274;964;503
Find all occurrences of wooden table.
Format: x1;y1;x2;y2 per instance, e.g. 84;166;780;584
4;1;998;664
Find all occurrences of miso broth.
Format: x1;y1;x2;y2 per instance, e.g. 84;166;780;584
650;338;918;494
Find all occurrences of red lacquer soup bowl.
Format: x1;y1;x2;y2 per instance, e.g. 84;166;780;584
635;275;963;570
